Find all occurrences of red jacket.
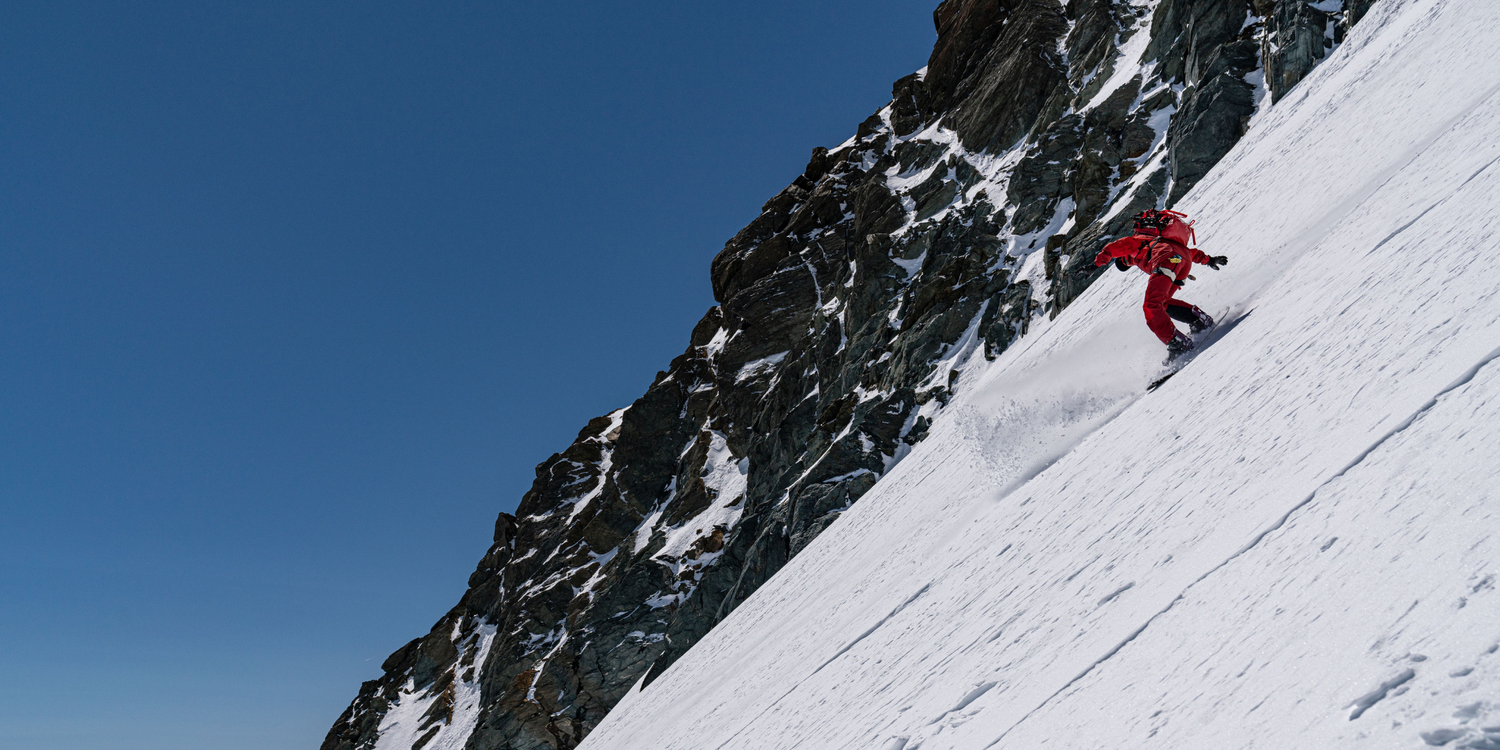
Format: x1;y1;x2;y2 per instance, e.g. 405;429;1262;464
1095;234;1213;282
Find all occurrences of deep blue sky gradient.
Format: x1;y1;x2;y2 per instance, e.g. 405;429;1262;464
0;2;935;747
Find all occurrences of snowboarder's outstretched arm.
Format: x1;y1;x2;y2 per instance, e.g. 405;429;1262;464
1093;236;1227;270
1178;247;1224;267
1093;237;1144;267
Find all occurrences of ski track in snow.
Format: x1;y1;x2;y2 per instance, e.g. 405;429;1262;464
581;1;1500;748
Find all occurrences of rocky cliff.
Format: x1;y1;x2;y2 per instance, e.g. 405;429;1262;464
322;2;1375;748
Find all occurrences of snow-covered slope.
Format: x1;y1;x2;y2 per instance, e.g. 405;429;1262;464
581;1;1500;748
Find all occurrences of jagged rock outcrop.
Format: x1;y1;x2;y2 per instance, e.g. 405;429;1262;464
323;2;1375;749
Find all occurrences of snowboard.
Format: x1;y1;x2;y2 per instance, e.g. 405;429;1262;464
1146;309;1250;393
1147;366;1185;392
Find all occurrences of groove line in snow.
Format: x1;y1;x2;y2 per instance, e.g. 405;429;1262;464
814;583;933;674
1362;153;1500;260
1305;77;1500;256
984;345;1500;748
711;582;935;750
1223;78;1500;319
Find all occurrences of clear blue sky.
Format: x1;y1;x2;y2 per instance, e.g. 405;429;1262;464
0;2;934;748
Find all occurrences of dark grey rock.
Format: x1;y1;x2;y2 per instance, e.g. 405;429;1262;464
1264;0;1333;102
1344;0;1376;31
912;171;960;221
1167;39;1259;204
942;1;1071;152
1147;0;1252;86
804;146;836;183
895;138;949;174
1007;114;1084;235
1064;0;1123;97
891;73;932;137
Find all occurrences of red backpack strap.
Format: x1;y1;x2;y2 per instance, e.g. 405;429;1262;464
1137;236;1159;262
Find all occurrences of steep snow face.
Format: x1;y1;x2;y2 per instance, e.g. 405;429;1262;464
580;2;1500;749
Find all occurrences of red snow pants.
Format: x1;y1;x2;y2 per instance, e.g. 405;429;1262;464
1142;272;1202;344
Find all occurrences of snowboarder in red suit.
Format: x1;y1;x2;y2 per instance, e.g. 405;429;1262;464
1094;209;1228;360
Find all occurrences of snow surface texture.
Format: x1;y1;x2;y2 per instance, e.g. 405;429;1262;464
580;1;1500;748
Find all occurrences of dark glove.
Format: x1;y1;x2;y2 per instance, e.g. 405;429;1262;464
1206;255;1228;270
1113;257;1130;272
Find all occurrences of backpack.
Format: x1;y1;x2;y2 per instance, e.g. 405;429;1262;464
1133;209;1196;246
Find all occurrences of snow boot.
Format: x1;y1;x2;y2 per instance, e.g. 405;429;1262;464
1188;306;1212;333
1167;303;1215;334
1166;331;1195;362
1186;306;1215;334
